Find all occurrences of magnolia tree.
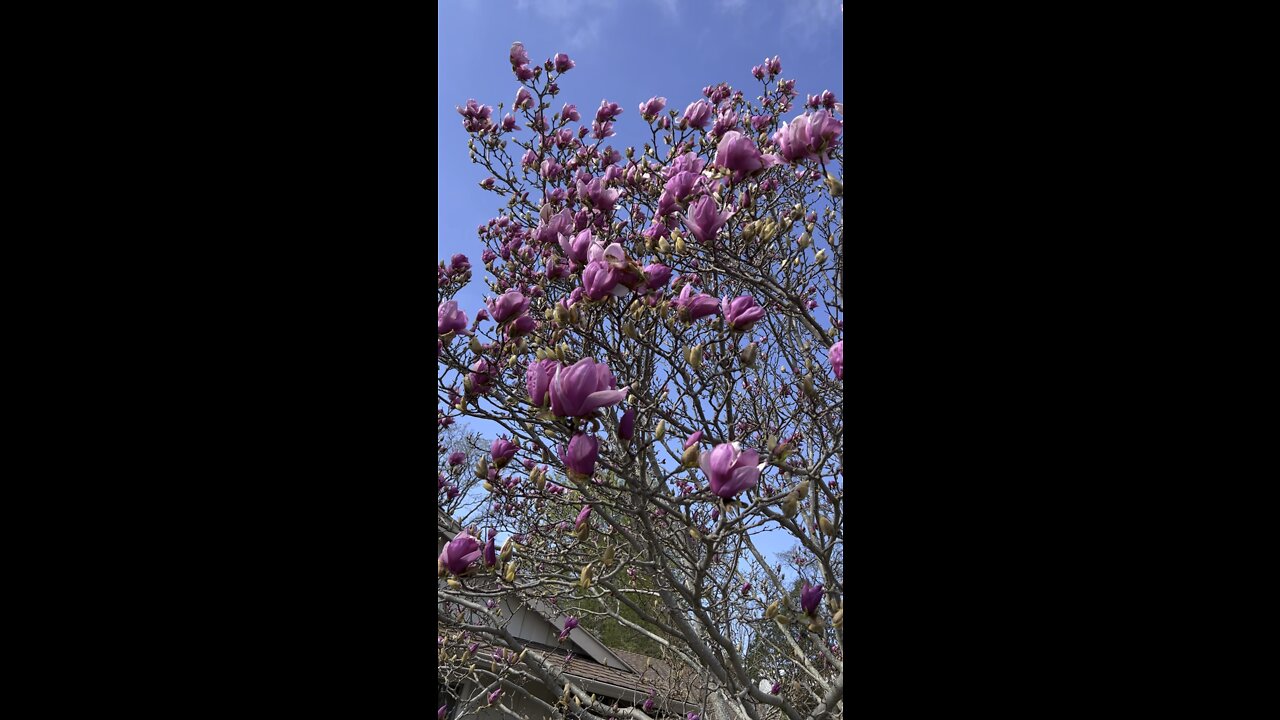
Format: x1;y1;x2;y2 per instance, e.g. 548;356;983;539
438;43;843;720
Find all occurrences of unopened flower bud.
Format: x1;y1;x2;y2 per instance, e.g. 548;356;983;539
782;494;799;517
681;444;701;468
825;173;843;198
797;233;811;249
475;458;489;479
686;344;703;371
579;563;593;589
602;545;614;565
832;608;844;628
740;342;758;367
658;236;670;254
469;336;484;354
655;420;667;441
504;561;517;582
814;249;827;264
765;600;780;619
500;538;513;561
819;516;836;536
675;236;686;254
796;480;810;499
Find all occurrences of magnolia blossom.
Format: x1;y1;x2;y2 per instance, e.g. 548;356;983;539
468;359;496;395
575;505;592;530
526;358;560;407
683;195;732;245
438;301;471;336
440;531;482;575
684;431;703;449
722;295;766;331
801;582;824;616
510;42;529;67
447;451;465;466
618;408;635;440
829;340;843;380
553;52;575;72
672;284;721;322
699;442;762;498
713;131;780;183
576;175;622;214
483;536;497;567
773;110;843;164
559;229;593;265
638;96;667;120
643;263;672;291
558;433;599;479
487;290;529;323
558;615;580;642
549;358;627;417
659;171;711;217
490;438;518;467
514;87;533;110
681;100;713;130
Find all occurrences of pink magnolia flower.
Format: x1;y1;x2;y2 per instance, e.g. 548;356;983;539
713;131;780;183
801;582;824;616
699;442;762;499
483;536;497;567
643;263;672;291
665;152;707;179
681;100;713;130
487;291;529;324
559;229;594;264
558;433;599;479
684;431;703;449
722;295;766;331
582;260;626;300
773;110;843;164
468;358;496;395
561;103;580;122
510;42;529;67
490;438;518;467
549;357;628;418
553;53;575;72
682;195;732;244
638;96;667;121
526;358;560;407
514;87;533;110
829;340;843;380
575;504;592;530
672;284;721;322
440;531;482;575
576;175;622;214
618;408;635;440
456;99;494;133
438;301;472;336
658;171;712;217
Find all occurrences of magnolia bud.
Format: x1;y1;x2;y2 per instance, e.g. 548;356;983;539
655;420;667;441
658;236;670;253
579;563;593;589
797;233;811;249
832;608;844;628
740;342;758;367
814;249;827;264
554;304;570;323
623;321;637;339
690;527;702;540
675;236;686;254
469;336;483;354
782;494;799;518
796;481;810;499
475;458;489;479
776;614;792;625
569;305;581;325
819;516;836;537
825;173;844;198
438;558;447;577
802;375;817;398
765;600;780;619
500;538;513;561
602;545;614;565
681;445;701;468
504;561;517;582
482;482;494;492
686;344;703;371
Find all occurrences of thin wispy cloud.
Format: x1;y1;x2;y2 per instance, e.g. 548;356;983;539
717;0;747;11
651;0;680;20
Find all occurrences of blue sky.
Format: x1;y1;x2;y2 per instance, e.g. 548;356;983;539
438;0;843;579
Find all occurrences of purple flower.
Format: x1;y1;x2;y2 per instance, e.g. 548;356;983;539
438;301;472;336
665;152;707;179
514;64;534;81
468;358;496;395
549;358;628;418
672;284;722;322
488;291;530;324
456;99;494;133
440;531;482;575
576;175;622;214
658;171;711;217
553;52;575;72
491;438;518;468
751;114;774;131
618;408;635;440
501;113;521;132
447;451;465;466
561;103;580;122
766;55;781;75
575;505;592;530
582;260;624;301
699;442;761;499
514;87;533;110
488;689;502;705
752;64;765;80
829;340;843;380
722;295;766;331
526;359;560;407
713;131;780;183
535;208;573;246
643;263;672;291
450;254;471;272
559;229;594;265
438;704;448;720
770;682;782;695
563;615;580;630
773;110;843;164
506;314;536;338
540;157;563;179
558;433;599;480
688;714;701;720
595;100;623;122
681;100;713;130
483;536;497;567
684;431;703;450
682;195;732;244
740;582;751;596
643;698;655;712
510;42;529;67
801;582;824;616
638;96;667;121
